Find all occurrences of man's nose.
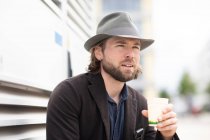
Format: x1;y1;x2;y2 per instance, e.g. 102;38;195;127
125;48;134;58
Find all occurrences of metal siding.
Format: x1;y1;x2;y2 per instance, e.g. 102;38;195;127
0;80;50;139
0;0;95;139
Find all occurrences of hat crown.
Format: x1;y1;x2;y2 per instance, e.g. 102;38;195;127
97;12;140;36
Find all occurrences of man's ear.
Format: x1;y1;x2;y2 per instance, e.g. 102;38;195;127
94;46;103;61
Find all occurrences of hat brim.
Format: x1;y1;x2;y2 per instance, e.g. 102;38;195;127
84;34;154;51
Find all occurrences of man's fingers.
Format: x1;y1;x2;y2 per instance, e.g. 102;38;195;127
158;112;176;122
162;104;173;114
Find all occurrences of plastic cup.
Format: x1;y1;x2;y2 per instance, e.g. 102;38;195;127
147;98;169;126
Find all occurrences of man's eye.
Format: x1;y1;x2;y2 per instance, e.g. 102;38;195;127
117;44;125;47
133;46;140;50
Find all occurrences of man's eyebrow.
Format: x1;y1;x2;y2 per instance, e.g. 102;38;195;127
134;42;141;46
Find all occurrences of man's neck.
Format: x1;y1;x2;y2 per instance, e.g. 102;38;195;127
101;71;124;104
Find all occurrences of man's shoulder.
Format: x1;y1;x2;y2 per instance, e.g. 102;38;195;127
60;73;89;86
126;85;142;96
62;72;102;87
126;85;146;101
67;73;87;81
52;73;90;96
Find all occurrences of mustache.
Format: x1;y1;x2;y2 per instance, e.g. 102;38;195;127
120;58;136;65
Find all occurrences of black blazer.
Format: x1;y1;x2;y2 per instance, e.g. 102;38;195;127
47;73;179;140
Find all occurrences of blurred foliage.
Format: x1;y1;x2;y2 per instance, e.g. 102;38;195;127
205;81;210;95
159;89;171;100
202;103;210;112
178;72;196;96
204;81;210;112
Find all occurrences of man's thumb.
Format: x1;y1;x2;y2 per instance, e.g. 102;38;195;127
141;110;148;118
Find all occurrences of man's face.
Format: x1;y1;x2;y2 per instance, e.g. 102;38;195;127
100;36;141;82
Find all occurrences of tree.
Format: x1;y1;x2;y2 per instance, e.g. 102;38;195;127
159;89;171;100
178;72;196;96
205;81;210;95
178;72;197;114
204;81;210;112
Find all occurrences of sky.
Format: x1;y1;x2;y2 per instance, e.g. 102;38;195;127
152;0;210;93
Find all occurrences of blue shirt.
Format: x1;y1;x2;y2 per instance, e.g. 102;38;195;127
107;85;128;140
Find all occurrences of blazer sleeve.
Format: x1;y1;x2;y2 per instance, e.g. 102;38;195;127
46;80;81;140
155;131;180;140
138;126;180;140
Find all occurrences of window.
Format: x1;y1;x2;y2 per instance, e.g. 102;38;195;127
103;0;140;12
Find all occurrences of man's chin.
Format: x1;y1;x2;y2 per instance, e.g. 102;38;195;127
119;74;135;82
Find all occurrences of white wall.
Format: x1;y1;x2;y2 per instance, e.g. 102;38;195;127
0;0;69;90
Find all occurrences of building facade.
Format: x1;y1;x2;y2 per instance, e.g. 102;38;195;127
0;0;96;139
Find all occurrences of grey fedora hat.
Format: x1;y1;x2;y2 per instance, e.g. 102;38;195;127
84;12;154;51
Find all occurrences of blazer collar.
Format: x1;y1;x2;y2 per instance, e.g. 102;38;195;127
123;89;137;140
87;73;110;140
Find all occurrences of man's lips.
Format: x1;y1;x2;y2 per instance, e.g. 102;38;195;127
121;64;133;67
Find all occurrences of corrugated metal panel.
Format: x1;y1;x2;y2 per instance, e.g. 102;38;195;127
0;79;51;140
42;0;95;41
65;0;95;39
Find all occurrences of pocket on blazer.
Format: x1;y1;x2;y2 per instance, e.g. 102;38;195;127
135;128;144;140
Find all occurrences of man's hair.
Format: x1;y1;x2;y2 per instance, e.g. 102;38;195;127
87;40;106;73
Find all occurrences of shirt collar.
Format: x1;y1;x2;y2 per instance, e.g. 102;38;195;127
107;84;128;103
121;84;128;101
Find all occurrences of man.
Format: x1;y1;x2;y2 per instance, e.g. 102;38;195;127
47;12;179;140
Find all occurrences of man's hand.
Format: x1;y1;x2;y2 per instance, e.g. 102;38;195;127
142;104;178;140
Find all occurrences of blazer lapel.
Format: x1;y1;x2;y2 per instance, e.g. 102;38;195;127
87;73;110;140
123;90;137;140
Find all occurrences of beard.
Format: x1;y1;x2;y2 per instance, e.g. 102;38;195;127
101;59;142;82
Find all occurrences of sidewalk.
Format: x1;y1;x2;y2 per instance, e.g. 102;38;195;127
177;113;210;140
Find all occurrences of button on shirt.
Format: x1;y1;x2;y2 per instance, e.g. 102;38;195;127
107;85;128;140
